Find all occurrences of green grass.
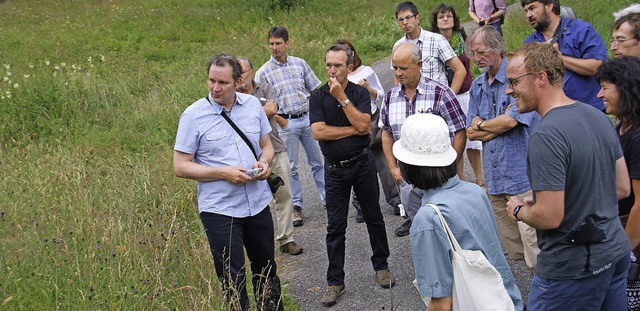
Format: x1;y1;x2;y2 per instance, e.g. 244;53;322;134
0;0;630;309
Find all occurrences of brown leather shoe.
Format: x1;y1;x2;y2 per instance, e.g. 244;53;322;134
280;241;303;255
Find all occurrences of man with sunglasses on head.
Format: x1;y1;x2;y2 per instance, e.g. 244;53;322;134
521;0;607;111
393;1;467;95
465;26;541;272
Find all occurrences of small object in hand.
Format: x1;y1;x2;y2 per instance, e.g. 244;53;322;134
244;168;263;177
479;20;486;26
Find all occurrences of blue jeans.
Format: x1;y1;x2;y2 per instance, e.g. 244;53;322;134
200;208;283;311
324;150;390;285
490;22;503;36
279;113;326;209
528;254;629;311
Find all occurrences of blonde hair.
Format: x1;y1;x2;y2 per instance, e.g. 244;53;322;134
507;42;564;87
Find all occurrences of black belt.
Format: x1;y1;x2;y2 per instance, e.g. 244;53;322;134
325;149;369;167
278;111;308;119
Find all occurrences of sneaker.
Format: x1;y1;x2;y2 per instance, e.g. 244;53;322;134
292;205;304;227
394;219;411;237
355;208;364;223
280;241;303;255
320;285;345;307
375;269;396;289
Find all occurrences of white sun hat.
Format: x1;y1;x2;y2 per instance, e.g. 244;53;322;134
392;113;457;167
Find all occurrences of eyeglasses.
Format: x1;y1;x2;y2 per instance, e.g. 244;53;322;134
507;72;535;88
466;49;493;58
610;37;637;46
397;14;416;23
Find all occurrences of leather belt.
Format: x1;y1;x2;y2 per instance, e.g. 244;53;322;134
277;111;308;119
325;149;369;168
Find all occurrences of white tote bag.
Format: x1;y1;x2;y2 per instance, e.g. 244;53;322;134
427;204;515;311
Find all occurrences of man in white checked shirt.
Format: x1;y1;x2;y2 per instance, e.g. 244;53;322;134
393;1;467;94
255;26;325;227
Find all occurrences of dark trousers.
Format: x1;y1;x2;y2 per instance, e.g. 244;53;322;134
352;143;401;209
325;150;391;285
200;207;283;311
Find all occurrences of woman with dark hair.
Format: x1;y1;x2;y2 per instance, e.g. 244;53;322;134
335;39;402;223
596;56;640;310
429;4;484;188
393;113;522;310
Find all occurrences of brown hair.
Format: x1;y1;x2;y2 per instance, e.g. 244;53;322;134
335;39;361;69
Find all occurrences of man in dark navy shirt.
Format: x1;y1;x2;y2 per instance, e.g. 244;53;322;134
310;43;395;307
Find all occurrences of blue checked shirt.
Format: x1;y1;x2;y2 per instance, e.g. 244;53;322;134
380;76;466;142
393;28;456;85
466;60;540;195
255;55;322;115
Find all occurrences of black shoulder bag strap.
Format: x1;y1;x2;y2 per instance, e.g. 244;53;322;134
491;0;504;24
204;97;258;160
550;19;571;45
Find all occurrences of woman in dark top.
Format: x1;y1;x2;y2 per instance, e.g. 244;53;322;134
596;56;640;310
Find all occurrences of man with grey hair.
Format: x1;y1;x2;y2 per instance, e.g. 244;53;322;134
465;26;541;269
237;56;303;256
174;54;283;310
310;43;395;307
380;42;466;237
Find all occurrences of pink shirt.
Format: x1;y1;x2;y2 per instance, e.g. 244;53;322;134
469;0;506;24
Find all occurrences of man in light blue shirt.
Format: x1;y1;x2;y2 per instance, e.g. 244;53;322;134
173;54;283;311
465;26;540;269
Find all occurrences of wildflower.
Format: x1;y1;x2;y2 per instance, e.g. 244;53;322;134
3;64;8;69
111;252;116;257
61;62;66;67
23;74;29;78
29;64;34;69
13;83;18;89
6;71;10;76
44;238;49;242
45;60;50;66
2;77;7;82
97;245;102;250
6;94;11;99
100;55;105;62
54;65;60;70
88;56;92;63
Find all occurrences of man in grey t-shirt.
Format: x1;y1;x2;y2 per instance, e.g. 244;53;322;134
504;42;631;310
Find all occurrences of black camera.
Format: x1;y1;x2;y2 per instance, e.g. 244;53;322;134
479;21;486;26
267;173;284;194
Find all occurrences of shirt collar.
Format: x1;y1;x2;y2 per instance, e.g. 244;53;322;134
422;175;462;202
207;93;242;114
270;55;288;66
477;58;508;87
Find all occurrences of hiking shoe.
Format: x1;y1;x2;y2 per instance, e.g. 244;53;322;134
355;208;364;223
280;241;303;255
375;269;396;289
394;219;411;237
320;285;345;307
292;206;304;227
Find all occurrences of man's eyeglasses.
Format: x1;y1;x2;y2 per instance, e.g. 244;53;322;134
397;14;416;23
507;72;535;88
610;37;637;46
466;49;493;58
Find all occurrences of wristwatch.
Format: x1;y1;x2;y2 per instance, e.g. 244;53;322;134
513;205;523;221
339;98;350;108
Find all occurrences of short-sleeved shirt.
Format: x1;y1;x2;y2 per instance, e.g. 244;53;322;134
527;102;629;279
469;0;507;25
618;127;640;216
174;93;273;217
309;81;371;161
410;176;523;310
393;28;456;85
255;55;322;115
467;59;540;195
250;81;286;154
380;76;466;141
524;18;607;111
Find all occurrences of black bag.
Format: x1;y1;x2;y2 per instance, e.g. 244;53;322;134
215;101;284;194
491;0;505;25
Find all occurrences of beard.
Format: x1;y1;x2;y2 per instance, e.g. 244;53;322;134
534;11;551;32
